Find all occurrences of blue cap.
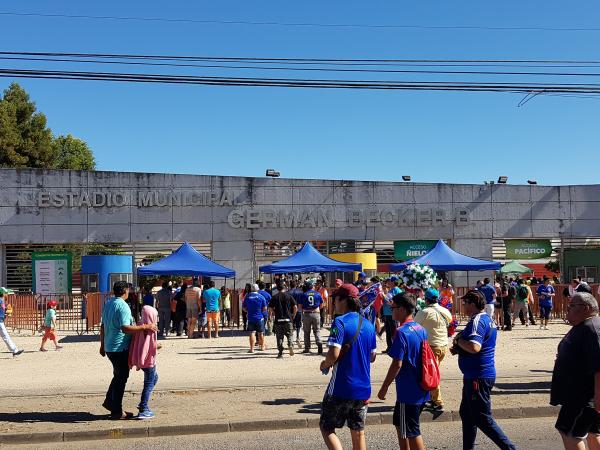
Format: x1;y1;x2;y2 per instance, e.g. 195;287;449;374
358;272;367;278
390;276;399;282
424;288;440;301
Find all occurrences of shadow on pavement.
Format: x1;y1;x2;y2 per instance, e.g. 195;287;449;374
297;403;394;415
59;335;100;343
0;411;106;424
262;398;305;405
530;369;553;374
493;381;551;395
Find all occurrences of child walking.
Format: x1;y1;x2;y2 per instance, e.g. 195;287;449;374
129;304;159;419
40;301;62;351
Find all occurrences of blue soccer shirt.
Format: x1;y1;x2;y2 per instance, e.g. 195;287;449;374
326;312;377;400
300;290;323;310
458;312;497;379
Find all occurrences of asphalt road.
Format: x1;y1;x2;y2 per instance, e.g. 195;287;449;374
6;417;562;450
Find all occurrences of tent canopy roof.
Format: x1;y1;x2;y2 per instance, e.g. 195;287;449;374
137;242;235;278
390;240;501;272
500;260;534;275
259;242;362;274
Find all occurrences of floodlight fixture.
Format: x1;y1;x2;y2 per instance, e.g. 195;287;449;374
497;176;508;184
265;169;280;178
402;175;411;181
527;179;538;185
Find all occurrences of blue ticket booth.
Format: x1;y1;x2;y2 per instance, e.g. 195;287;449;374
81;255;133;293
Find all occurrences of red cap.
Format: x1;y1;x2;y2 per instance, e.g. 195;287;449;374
48;300;58;307
335;283;359;299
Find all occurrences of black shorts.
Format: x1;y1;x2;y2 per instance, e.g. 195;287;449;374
393;402;424;439
320;395;368;432
556;405;600;439
247;320;265;333
540;306;552;320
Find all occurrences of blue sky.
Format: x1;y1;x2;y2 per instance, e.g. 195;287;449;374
1;1;599;185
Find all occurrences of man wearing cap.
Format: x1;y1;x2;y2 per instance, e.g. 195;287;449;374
450;290;516;450
415;287;452;413
319;283;377;450
551;292;600;450
0;289;23;357
478;277;497;320
354;272;367;289
382;277;402;353
299;280;324;354
242;284;268;353
268;282;297;358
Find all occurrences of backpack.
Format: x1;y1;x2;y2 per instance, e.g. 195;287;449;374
421;338;440;391
410;325;440;391
517;285;529;301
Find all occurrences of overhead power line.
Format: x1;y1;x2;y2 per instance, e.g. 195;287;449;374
2;67;600;94
1;11;600;33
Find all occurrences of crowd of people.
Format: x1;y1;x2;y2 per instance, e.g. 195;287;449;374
3;269;600;449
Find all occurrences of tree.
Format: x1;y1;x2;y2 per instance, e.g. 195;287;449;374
0;82;96;170
52;134;96;170
0;83;55;168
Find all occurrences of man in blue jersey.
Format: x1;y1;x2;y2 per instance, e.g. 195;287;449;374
382;276;402;353
288;280;304;349
478;277;497;320
319;283;376;450
378;292;429;450
257;281;272;336
300;280;324;354
537;277;555;330
242;284;267;353
450;290;516;450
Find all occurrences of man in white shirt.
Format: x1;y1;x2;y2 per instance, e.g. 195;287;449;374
415;288;452;413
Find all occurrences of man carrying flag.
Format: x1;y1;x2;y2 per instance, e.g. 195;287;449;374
359;277;384;330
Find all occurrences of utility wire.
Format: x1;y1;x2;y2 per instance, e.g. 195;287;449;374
0;11;599;32
2;68;600;93
4;55;600;77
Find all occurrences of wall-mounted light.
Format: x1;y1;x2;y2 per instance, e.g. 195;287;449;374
402;175;411;181
527;179;537;185
265;169;280;178
497;176;508;184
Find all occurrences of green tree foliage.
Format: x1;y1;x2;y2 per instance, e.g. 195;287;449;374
0;82;96;170
52;134;96;170
0;83;55;168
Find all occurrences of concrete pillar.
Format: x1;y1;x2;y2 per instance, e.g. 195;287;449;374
450;239;495;289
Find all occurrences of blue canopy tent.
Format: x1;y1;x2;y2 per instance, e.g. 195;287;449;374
137;242;236;277
389;240;501;272
259;242;362;274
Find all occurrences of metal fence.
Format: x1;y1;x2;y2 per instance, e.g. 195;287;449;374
3;292;109;335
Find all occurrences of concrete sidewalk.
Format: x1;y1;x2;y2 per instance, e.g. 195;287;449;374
0;322;563;444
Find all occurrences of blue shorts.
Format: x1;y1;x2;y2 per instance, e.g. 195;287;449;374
540;305;552;320
247;320;265;333
393;402;423;438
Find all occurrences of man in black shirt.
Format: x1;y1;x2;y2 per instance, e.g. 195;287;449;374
269;282;298;359
551;292;600;449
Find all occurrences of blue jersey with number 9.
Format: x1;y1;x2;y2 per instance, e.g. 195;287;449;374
301;290;323;310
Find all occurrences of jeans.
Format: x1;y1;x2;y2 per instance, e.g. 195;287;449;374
273;321;293;353
139;365;158;412
302;312;322;350
384;315;396;351
460;378;516;450
105;350;130;416
158;309;170;336
0;321;18;353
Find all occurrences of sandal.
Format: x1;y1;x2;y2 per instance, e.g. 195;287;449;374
109;411;134;420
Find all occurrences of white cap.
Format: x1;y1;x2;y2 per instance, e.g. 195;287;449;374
251;284;259;292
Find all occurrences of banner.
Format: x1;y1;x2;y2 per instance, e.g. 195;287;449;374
394;240;437;262
32;252;72;294
505;240;552;260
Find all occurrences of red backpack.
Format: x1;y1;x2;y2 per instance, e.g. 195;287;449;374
410;325;440;391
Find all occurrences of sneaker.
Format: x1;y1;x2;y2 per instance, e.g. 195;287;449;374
431;404;444;413
276;353;283;359
288;347;295;356
13;349;24;357
302;349;311;354
544;326;549;330
539;326;543;330
137;410;155;420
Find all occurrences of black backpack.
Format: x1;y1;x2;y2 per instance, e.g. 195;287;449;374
517;285;529;300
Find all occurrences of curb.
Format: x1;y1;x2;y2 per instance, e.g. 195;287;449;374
0;406;560;445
